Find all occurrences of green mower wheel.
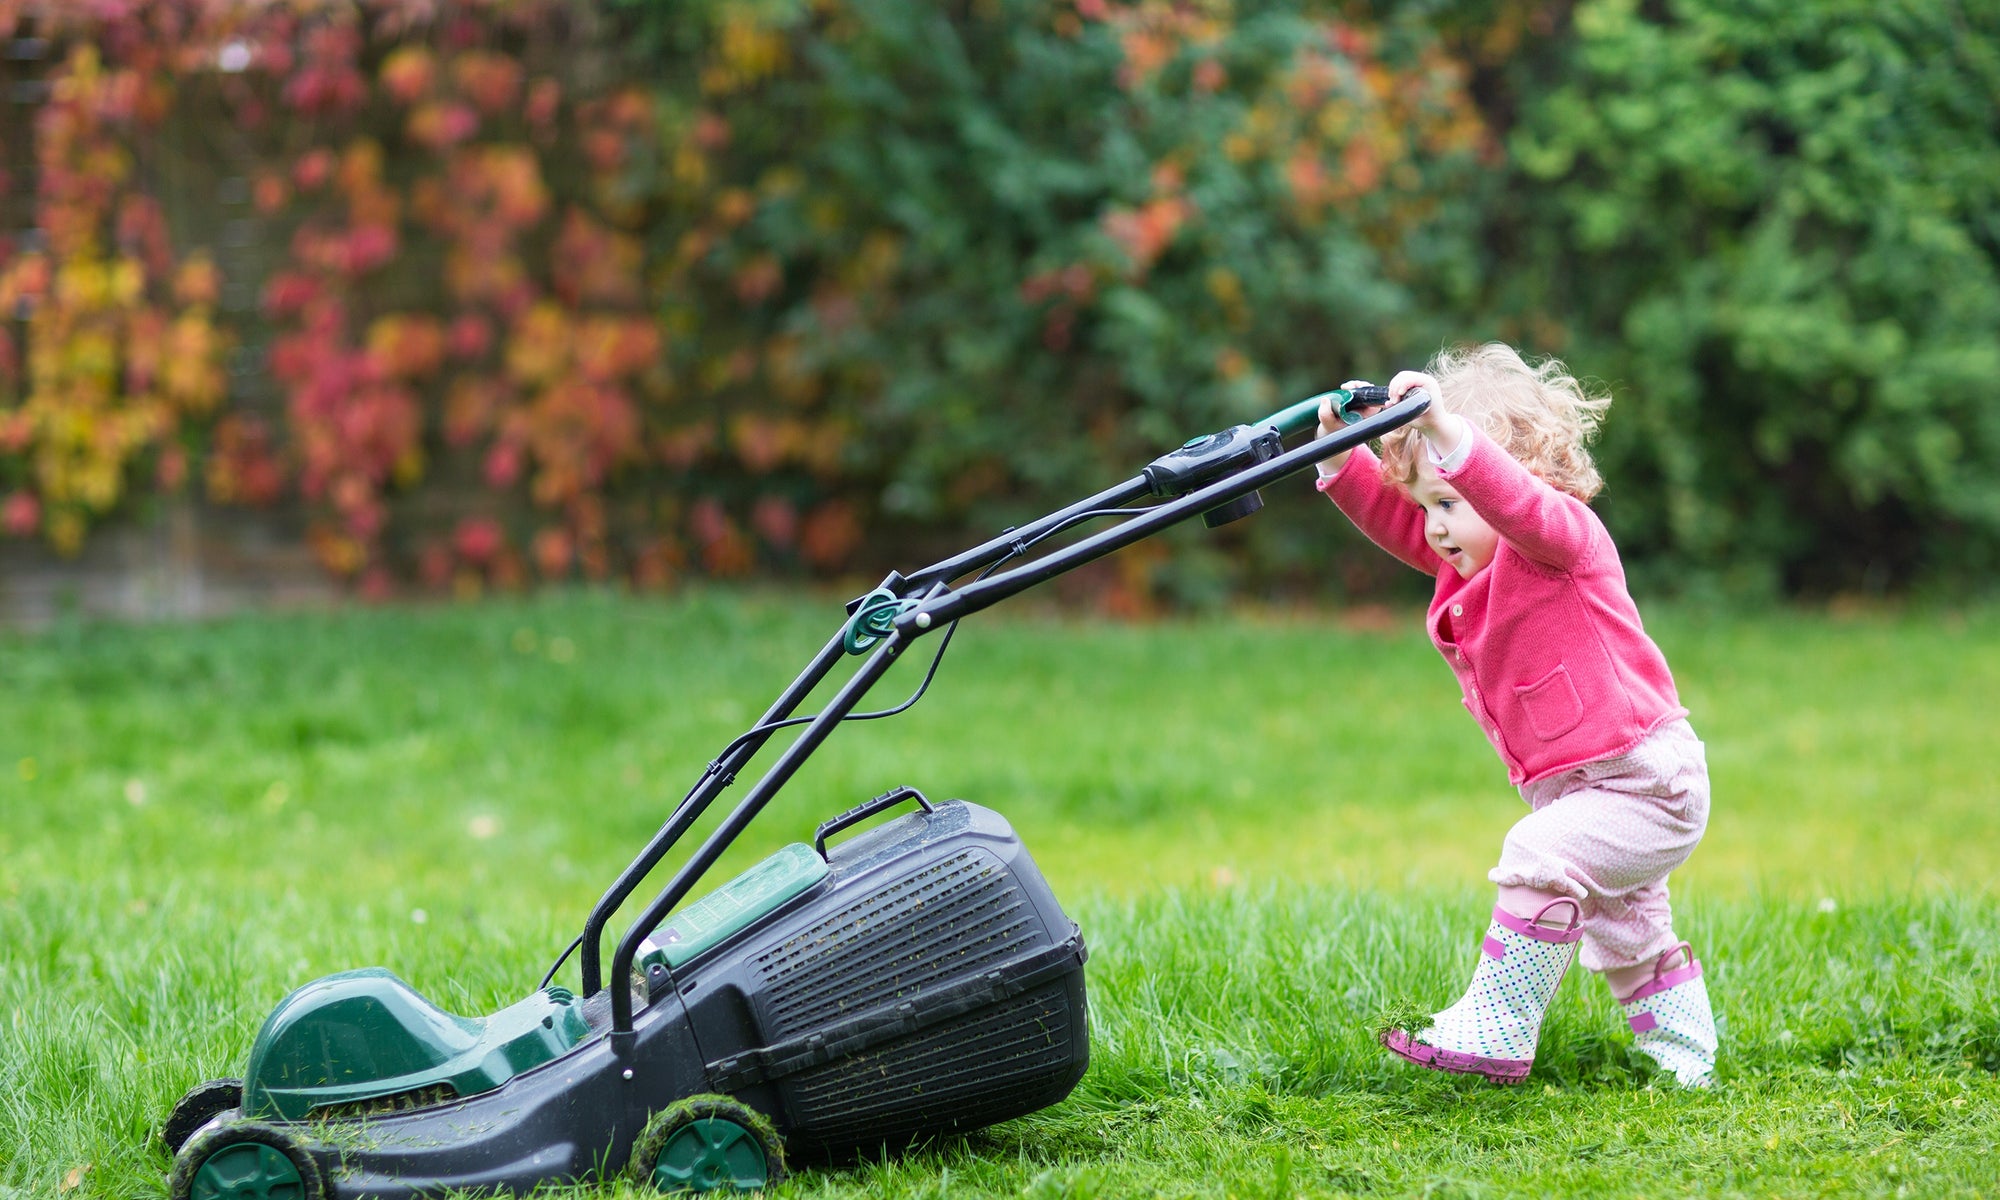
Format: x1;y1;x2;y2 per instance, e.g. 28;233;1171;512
168;1120;325;1200
630;1095;787;1194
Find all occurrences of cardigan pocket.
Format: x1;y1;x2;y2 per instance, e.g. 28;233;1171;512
1515;664;1584;741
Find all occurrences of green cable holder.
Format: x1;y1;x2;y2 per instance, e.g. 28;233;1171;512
843;588;920;655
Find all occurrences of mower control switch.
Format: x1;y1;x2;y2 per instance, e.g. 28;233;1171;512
1143;423;1283;526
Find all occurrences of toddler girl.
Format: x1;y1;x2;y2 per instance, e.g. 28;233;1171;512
1314;343;1716;1088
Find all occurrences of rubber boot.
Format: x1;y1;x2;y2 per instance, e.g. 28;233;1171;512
1381;898;1581;1084
1619;942;1716;1088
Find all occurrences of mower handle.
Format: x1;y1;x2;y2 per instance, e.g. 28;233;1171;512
813;785;935;858
1261;385;1393;437
596;392;1431;1038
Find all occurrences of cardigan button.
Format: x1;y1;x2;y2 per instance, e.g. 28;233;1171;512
1451;604;1463;617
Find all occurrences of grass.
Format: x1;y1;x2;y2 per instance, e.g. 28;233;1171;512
3;588;1998;1197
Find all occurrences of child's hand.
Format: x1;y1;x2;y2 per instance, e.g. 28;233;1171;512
1317;380;1378;437
1314;379;1376;477
1390;369;1472;461
1388;370;1450;440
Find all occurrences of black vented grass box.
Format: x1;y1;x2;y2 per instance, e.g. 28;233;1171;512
653;797;1089;1158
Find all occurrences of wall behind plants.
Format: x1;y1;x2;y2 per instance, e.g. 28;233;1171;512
0;0;1994;605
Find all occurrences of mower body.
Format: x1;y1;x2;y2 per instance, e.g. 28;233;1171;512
178;799;1087;1195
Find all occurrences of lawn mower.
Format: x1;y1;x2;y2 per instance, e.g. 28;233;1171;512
159;387;1427;1197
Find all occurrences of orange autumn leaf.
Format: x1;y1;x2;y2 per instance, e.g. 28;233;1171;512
504;303;571;385
452;51;523;115
799;500;861;570
379;45;436;105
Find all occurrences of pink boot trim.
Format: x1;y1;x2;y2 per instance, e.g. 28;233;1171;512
1492;900;1585;944
1379;1028;1533;1085
1620;956;1702;1005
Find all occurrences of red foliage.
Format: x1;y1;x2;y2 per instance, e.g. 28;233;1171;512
0;0;1483;596
3;490;40;538
452;515;502;563
205;415;286;507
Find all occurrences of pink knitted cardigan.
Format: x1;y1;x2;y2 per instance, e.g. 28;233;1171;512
1318;427;1686;785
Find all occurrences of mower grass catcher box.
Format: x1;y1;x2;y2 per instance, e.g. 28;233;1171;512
668;797;1089;1158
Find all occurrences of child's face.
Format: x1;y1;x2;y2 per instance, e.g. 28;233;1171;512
1410;462;1498;579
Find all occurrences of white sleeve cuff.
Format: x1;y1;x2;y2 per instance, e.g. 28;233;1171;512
1424;416;1472;472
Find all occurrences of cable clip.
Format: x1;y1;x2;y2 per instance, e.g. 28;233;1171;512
842;588;919;655
1000;525;1029;559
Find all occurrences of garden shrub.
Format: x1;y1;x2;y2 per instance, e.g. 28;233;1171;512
0;1;679;596
1500;0;2000;593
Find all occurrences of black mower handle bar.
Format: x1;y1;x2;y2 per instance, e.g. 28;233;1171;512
901;384;1401;593
591;392;1430;1039
902;390;1430;628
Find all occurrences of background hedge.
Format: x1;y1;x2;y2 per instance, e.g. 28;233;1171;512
1501;0;2000;595
0;0;1993;601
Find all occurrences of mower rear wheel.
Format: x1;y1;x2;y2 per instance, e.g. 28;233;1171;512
630;1095;787;1194
159;1078;244;1156
168;1120;325;1200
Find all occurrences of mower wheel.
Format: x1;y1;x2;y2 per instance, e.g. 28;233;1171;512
630;1094;788;1194
168;1119;325;1200
158;1078;243;1156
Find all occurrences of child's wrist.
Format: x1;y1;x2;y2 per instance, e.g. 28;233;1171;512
1420;413;1470;460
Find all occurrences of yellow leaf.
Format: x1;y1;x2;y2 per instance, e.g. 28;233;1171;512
110;257;145;306
60;1163;91;1192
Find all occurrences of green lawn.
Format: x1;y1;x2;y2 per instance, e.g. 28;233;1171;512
4;590;1998;1197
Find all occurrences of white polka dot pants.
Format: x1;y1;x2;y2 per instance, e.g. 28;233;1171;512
1489;719;1711;973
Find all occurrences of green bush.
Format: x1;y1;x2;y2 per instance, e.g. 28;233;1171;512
622;0;2000;597
1503;0;2000;594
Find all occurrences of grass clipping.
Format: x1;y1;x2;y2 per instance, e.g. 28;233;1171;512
1373;997;1436;1042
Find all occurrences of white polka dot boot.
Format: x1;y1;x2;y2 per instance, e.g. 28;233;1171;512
1619;943;1716;1088
1381;899;1581;1084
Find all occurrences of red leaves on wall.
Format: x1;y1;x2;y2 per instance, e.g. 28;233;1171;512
205;415;284;507
0;0;1495;599
0;37;234;552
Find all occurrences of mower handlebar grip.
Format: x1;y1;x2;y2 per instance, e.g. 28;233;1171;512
814;785;936;858
1262;385;1394;438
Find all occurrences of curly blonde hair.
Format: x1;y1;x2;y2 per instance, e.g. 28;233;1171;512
1379;343;1613;501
